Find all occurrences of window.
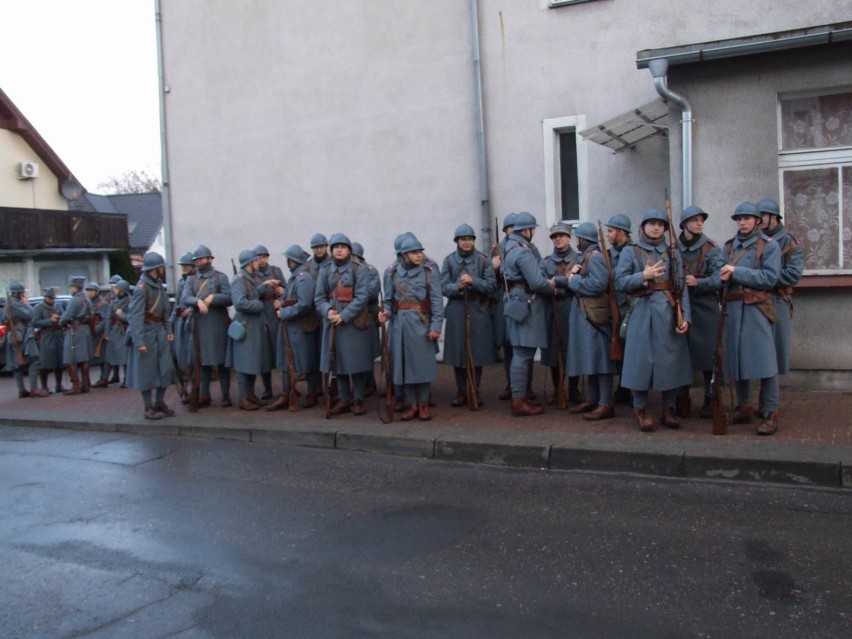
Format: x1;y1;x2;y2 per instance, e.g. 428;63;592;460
779;90;852;274
543;116;588;228
549;0;601;7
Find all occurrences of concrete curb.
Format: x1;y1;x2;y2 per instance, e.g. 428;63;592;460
1;416;850;489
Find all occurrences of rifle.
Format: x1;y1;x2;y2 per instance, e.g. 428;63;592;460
170;345;189;402
324;323;337;418
550;293;567;410
664;188;685;330
188;311;201;412
280;314;301;412
231;258;237;276
461;271;479;411
597;222;623;362
379;294;394;423
5;290;26;367
711;282;730;435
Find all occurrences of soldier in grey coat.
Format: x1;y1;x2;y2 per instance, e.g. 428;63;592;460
556;222;618;420
605;214;633;404
352;242;381;398
227;249;274;410
758;197;804;377
253;244;286;399
31;288;65;393
502;212;556;417
3;281;49;398
168;252;196;393
615;208;692;432
491;213;515;395
268;245;321;411
103;279;132;388
180;245;233;407
440;223;497;408
127;253;175;420
315;234;374;416
720;201;782;435
380;237;444;421
678;205;724;418
540;222;581;407
58;275;94;394
88;282;111;387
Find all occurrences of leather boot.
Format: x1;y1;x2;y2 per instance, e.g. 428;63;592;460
660;408;680;429
93;376;109;388
757;411;779;436
239;397;260;411
39;371;51;394
144;406;162;420
568;401;595;414
265;395;289;411
583;405;615;421
417;401;431;421
302;394;318;408
451;390;467;407
699;397;713;419
247;393;265;407
352;400;367;415
732;404;754;424
80;364;91;393
155;401;176;417
512;398;544;417
393;397;405;412
633;408;654;432
328;399;351;415
568;377;584;406
498;387;512;401
55;370;66;393
401;403;419;421
63;365;82;395
675;388;692;418
30;387;50;398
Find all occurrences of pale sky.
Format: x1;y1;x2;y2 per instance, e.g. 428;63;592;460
0;0;161;193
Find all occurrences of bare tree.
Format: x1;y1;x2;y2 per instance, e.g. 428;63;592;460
97;169;162;194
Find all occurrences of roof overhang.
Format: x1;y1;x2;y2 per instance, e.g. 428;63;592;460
579;98;669;153
636;21;852;69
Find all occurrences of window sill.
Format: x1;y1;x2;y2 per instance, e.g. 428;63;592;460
797;275;852;288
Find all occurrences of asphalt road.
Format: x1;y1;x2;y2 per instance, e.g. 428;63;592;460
1;424;850;639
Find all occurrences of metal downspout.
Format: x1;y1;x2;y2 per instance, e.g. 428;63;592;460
647;58;693;208
155;0;175;289
469;0;492;249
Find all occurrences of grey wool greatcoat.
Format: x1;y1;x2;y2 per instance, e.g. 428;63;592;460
179;267;231;366
769;226;803;374
256;262;286;356
360;260;383;360
59;291;93;364
31;301;63;370
227;270;273;376
2;297;38;372
721;232;781;381
608;244;631;321
89;296;110;365
490;237;510;347
615;237;693;392
105;294;130;366
126;275;174;391
314;258;374;375
558;243;618;376
169;276;193;370
502;233;553;349
383;262;445;385
679;234;724;372
276;263;320;375
540;248;578;368
440;249;497;367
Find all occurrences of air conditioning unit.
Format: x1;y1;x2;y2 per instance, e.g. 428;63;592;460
17;161;39;179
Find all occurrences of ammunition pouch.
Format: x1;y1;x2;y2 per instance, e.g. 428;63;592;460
296;312;319;333
333;286;354;303
352;307;372;330
579;293;612;326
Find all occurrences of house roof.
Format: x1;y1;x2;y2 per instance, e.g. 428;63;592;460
637;21;852;69
71;191;162;251
0;87;85;200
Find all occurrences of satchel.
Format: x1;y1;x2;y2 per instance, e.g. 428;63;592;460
503;294;530;322
227;321;247;342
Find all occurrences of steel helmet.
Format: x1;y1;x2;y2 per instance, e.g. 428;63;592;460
756;198;781;218
351;242;365;259
141;252;166;272
253;244;270;257
605;214;632;233
399;237;424;254
178;251;195;266
328;233;352;249
9;280;26;293
283;244;307;264
512;211;538;231
108;274;123;284
192;244;213;260
732;201;760;220
42;287;56;298
453;223;477;241
573;222;598;243
641;208;669;229
394;232;416;253
238;249;258;268
679;205;708;228
549;222;572;238
68;276;86;289
502;212;518;231
310;233;328;248
116;280;132;295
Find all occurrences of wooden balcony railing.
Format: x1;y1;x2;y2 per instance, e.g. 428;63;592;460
0;207;128;251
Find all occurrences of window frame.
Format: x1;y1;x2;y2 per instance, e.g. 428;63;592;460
542;115;588;229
